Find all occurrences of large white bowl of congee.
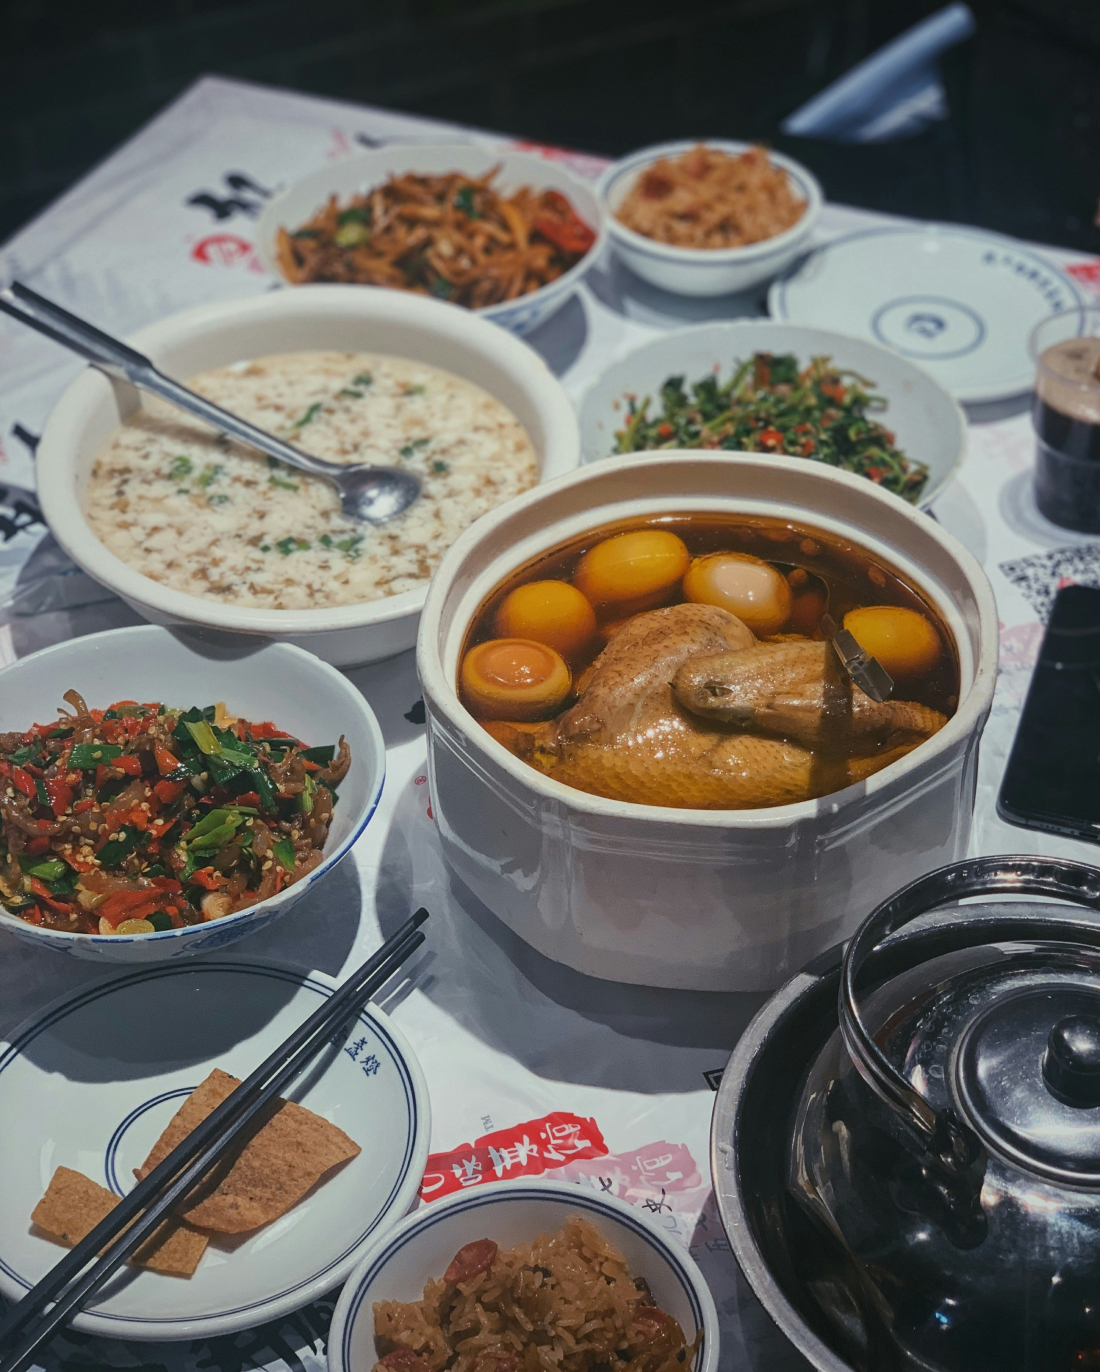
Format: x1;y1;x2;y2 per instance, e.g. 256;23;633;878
36;286;580;667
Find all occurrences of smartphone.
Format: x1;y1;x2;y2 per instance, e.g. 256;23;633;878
998;584;1100;842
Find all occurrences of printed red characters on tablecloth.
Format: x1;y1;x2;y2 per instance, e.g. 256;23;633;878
556;1140;709;1231
419;1112;608;1200
1067;259;1100;294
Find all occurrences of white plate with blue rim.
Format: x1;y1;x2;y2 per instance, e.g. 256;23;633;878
768;223;1086;404
327;1179;720;1372
0;959;430;1341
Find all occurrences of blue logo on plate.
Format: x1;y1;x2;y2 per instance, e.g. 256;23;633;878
871;295;986;360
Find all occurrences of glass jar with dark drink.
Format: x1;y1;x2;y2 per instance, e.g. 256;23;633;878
1031;307;1100;531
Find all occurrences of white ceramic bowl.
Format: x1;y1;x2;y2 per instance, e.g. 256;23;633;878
579;321;966;507
254;145;606;336
35;286;581;668
0;958;430;1339
0;624;385;961
329;1180;719;1372
597;140;822;298
417;452;998;992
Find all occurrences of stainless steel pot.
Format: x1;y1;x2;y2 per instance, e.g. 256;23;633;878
711;855;1100;1372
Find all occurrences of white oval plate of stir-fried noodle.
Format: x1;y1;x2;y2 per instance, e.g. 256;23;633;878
254;145;606;337
328;1180;720;1372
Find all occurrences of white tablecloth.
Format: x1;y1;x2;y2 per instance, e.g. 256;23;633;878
2;73;1100;1372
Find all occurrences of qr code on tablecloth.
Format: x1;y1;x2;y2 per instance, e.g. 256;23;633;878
1000;543;1100;621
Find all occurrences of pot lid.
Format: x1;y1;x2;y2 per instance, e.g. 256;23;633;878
955;985;1100;1183
836;856;1100;1179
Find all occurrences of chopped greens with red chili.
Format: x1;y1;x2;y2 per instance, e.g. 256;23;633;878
0;691;350;936
614;352;929;503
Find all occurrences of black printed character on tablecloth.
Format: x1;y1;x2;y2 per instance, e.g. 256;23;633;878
187;172;274;222
0;427;44;541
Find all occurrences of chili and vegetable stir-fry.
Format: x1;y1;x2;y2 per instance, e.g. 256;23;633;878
615;352;929;503
0;692;350;936
276;168;597;308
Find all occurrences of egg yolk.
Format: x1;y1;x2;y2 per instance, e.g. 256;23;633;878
573;530;690;609
460;639;572;721
682;553;793;636
843;606;941;679
494;580;596;661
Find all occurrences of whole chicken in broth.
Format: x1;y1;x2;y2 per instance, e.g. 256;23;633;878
459;513;957;810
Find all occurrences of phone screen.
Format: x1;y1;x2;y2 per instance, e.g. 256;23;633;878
998;584;1100;841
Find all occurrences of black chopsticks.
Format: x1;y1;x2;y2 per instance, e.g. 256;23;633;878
0;908;430;1372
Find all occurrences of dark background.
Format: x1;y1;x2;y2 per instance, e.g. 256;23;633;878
1;0;1098;251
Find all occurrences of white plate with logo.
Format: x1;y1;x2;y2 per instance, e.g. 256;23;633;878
0;960;430;1340
769;223;1085;403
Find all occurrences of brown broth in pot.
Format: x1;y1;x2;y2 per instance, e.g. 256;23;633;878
459;513;959;810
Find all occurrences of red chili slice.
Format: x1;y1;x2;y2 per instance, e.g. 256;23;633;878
533;216;595;256
44;777;73;817
11;767;36;799
444;1238;498;1285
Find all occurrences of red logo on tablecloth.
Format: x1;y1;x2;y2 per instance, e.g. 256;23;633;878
419;1111;608;1200
1067;259;1100;292
191;234;264;271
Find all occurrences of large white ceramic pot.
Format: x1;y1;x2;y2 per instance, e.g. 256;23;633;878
36;286;579;669
417;453;998;992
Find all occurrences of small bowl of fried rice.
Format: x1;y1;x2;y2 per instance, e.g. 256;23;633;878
328;1179;719;1372
598;140;822;298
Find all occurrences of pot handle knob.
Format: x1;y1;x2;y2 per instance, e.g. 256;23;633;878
839;855;1100;1157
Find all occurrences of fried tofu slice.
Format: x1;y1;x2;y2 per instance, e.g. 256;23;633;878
32;1166;207;1276
135;1068;361;1234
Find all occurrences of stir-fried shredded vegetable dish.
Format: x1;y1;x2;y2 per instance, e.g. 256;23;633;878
276;168;596;307
615;144;804;249
0;692;350;935
615;352;929;502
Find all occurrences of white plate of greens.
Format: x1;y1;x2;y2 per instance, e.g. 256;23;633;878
578;320;966;507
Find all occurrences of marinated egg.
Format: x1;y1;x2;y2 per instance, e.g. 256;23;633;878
460;639;572;721
494;580;596;661
843;605;941;679
682;553;793;636
573;530;690;609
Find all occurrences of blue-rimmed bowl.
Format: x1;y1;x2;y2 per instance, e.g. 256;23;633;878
0;624;385;961
598;139;822;298
328;1179;720;1372
254;145;606;336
